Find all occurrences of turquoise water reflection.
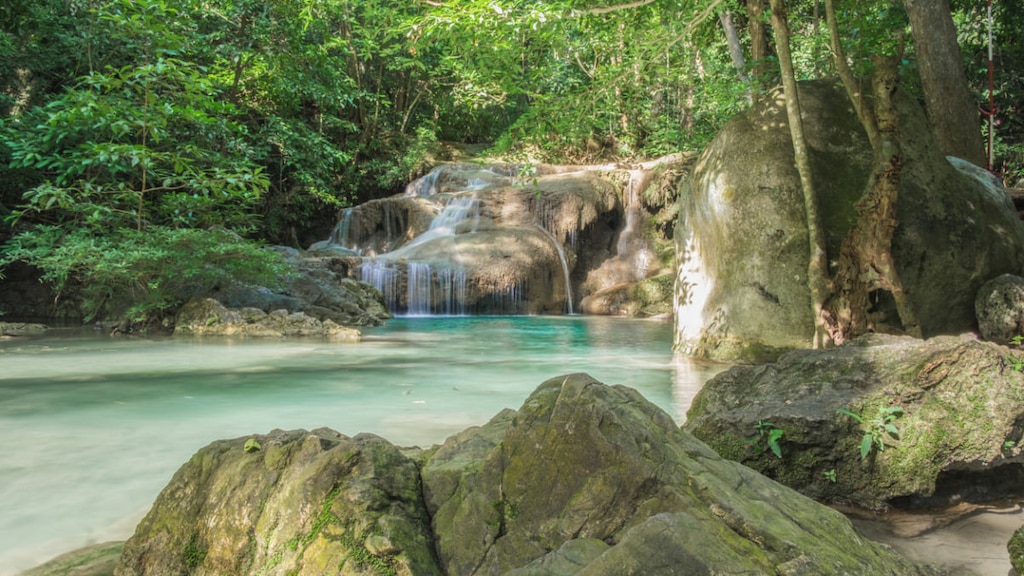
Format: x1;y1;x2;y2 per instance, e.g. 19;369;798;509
0;316;725;574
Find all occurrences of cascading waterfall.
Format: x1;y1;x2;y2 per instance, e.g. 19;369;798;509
360;194;477;315
405;167;442;197
619;170;653;282
330;208;354;251
324;162;605;317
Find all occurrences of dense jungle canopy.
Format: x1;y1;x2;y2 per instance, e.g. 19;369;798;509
0;0;1021;323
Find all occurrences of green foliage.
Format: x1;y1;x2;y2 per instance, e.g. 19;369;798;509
182;532;207;569
2;0;1022;262
0;226;293;322
1006;335;1024;371
4;0;267;233
751;420;785;459
823;468;837;483
244;438;262;453
837;406;905;459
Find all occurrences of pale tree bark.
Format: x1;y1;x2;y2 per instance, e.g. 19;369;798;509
720;12;750;83
769;0;832;348
824;0;921;341
904;0;986;166
720;11;752;104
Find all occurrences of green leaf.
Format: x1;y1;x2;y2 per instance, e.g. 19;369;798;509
836;408;863;423
859;435;873;459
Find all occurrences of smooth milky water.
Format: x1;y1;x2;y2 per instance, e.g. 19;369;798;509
0;316;724;574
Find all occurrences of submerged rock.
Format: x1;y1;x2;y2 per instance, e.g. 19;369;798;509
19;541;123;576
117;374;941;575
685;334;1024;510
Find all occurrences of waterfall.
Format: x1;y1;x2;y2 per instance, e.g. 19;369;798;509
360;261;467;316
436;267;468;316
427;195;480;235
535;224;575;315
360;194;477;316
330;208;355;251
617;170;653;282
360;260;402;313
405;167;442;197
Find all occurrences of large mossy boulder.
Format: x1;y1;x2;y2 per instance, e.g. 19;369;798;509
115;429;440;576
420;373;936;575
685;334;1024;510
114;374;940;575
673;79;1024;361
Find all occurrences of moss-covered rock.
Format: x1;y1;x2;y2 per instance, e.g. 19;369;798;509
19;541;123;576
1009;524;1024;575
674;79;1024;361
423;373;940;575
115;429;440;576
685;333;1024;510
174;298;361;340
0;321;49;337
115;374;942;575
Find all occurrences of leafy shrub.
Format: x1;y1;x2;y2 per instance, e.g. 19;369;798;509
0;226;293;321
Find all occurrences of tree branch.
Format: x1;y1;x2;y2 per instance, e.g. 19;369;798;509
577;0;658;15
824;0;880;149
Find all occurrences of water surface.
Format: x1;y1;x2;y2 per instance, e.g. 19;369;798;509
0;316;723;574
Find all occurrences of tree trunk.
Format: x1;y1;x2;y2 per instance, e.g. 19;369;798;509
720;12;750;83
746;0;769;82
904;0;986;166
720;11;752;104
769;0;832;348
824;0;921;342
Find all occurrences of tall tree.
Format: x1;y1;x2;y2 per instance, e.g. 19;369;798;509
746;0;770;82
904;0;986;166
824;0;921;341
769;0;832;348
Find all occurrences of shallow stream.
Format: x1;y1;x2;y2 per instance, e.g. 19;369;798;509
1;316;1016;575
0;316;721;574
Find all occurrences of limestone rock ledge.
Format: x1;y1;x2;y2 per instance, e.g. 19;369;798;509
114;374;940;576
0;321;49;337
685;334;1024;511
173;298;360;340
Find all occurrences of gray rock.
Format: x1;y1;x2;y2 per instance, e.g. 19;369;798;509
685;333;1024;510
115;429;441;576
976;273;1024;344
503;539;609;576
423;373;940;575
215;254;391;328
674;79;1024;361
173;297;360;340
0;321;49;337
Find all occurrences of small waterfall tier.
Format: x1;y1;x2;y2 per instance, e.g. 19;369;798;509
309;160;682;316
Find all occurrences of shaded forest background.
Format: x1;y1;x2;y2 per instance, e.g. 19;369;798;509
0;0;1021;322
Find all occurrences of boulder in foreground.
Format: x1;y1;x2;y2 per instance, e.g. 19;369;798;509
116;374;941;575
